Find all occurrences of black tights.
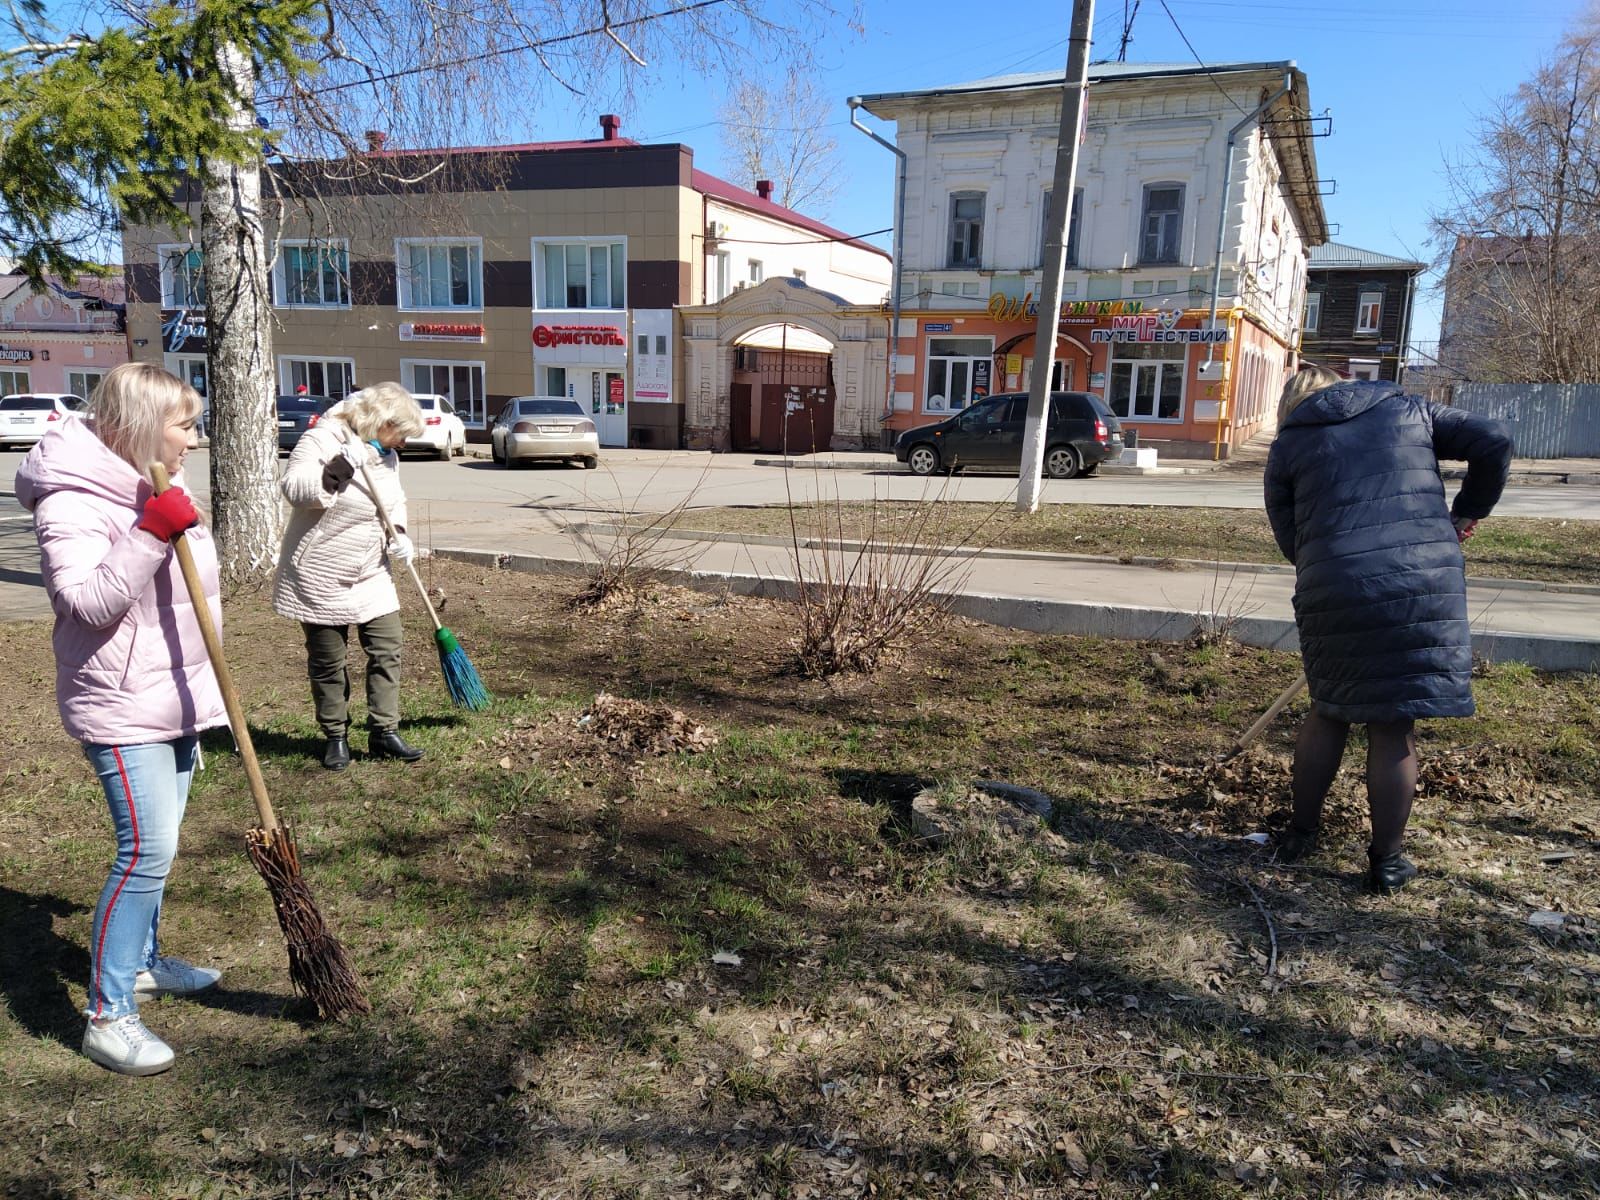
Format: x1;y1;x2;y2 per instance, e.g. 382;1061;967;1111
1290;710;1417;858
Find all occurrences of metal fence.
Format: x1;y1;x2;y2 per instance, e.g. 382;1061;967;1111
1445;383;1600;459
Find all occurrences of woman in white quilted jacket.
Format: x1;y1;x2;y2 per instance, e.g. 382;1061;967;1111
274;382;425;770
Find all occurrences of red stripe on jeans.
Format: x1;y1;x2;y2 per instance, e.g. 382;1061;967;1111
90;747;141;1019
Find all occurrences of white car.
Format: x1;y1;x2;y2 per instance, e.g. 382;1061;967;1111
490;397;600;469
404;392;468;460
0;393;87;449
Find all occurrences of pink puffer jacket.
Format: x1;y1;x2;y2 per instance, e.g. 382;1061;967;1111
16;416;228;745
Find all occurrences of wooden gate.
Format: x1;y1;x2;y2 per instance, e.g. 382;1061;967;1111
758;383;835;454
730;382;755;450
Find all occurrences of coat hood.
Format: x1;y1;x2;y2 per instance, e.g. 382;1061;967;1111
1282;380;1405;429
15;414;167;512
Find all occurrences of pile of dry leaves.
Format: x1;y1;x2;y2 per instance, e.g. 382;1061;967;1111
579;692;719;757
1156;749;1296;832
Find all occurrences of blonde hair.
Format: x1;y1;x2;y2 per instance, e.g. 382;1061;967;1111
88;362;203;472
336;381;424;440
1278;364;1343;424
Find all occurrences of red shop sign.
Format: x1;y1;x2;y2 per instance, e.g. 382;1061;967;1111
532;324;625;348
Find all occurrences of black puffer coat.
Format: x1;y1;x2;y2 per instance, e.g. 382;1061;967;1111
1264;382;1512;723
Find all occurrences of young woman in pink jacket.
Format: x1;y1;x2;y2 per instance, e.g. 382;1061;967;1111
17;363;227;1076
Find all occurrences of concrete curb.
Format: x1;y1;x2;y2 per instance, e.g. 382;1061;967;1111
749;456;1227;476
433;546;1600;673
564;521;1600;598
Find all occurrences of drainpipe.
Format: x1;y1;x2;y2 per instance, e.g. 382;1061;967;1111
848;97;907;426
1396;270;1417;388
1205;69;1294;368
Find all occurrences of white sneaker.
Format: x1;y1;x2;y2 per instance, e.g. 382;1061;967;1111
133;955;222;1001
83;1013;175;1075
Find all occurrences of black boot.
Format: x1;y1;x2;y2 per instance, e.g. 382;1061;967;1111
1368;849;1419;895
322;736;350;771
1275;824;1319;864
369;728;424;762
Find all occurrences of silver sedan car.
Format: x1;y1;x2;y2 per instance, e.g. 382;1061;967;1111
490;397;600;469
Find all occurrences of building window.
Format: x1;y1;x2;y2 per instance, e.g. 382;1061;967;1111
711;251;732;302
947;191;984;268
1356;290;1383;334
397;238;483;310
66;369;108;399
1348;358;1381;381
923;335;993;413
1042;188;1084;268
1107;342;1185;421
1139;183;1184;265
748;259;764;285
403;359;486;426
543;366;568;398
0;369;30;394
536;239;625;310
158;244;205;308
275;240;350;308
279;356;356;399
1304;292;1322;332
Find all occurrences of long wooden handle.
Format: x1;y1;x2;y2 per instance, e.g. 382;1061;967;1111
149;463;278;832
344;434;445;632
1231;672;1308;757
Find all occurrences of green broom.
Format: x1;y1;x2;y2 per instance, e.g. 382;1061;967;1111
351;447;491;711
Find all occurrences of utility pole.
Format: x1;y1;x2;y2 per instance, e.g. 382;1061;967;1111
1017;0;1096;513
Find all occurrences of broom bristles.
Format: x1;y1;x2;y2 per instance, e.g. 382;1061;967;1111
246;825;371;1020
435;626;491;710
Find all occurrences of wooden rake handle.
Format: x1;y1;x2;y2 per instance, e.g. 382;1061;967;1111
1228;672;1308;759
340;432;444;633
149;463;279;832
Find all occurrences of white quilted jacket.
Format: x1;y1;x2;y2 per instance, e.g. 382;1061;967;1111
272;420;408;626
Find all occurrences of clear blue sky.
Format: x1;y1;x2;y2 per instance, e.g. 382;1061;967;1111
524;0;1586;347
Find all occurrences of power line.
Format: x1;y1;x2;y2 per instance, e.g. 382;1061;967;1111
1155;0;1251;118
1118;0;1142;62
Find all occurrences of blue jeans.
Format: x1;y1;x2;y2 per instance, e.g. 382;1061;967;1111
82;737;198;1019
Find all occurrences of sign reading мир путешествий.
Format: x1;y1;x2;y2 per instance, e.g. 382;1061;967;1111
1089;314;1229;344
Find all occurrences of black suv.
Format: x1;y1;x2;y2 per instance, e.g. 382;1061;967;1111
894;391;1124;479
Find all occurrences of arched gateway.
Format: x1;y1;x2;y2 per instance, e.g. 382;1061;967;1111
679;278;889;452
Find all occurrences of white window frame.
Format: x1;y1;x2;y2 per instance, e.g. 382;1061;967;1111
923;335;994;414
748;258;764;285
533;237;627;310
1356;290;1383;335
401;357;488;427
1107;343;1186;423
66;369;109;399
274;238;351;309
1139;182;1185;266
542;365;570;399
396;237;483;312
1304;291;1322;332
1348;358;1382;381
711;251;732;302
947;190;985;268
278;355;357;399
157;243;205;309
0;368;30;394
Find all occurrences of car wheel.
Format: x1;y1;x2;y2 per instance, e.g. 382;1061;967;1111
906;443;941;476
583;456;599;470
491;439;503;464
455;435;466;457
1045;444;1082;480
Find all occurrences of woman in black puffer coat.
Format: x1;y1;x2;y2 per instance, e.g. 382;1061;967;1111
1264;367;1512;893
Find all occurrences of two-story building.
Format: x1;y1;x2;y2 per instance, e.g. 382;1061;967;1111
1300;242;1422;383
0;274;128;398
858;60;1329;457
120;117;889;447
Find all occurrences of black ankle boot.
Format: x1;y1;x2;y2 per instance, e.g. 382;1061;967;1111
322;736;350;771
1368;849;1418;894
1275;824;1319;864
369;728;423;762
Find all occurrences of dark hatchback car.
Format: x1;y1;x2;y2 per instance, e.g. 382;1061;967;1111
894;391;1124;479
276;394;335;452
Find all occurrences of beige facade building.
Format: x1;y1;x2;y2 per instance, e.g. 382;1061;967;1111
120;117;890;447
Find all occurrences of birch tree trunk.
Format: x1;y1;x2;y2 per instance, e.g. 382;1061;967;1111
202;40;280;585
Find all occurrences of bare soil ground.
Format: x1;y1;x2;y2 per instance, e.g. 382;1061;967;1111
1;560;1596;1199
670;503;1600;587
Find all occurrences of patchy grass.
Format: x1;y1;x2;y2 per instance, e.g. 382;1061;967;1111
0;563;1596;1199
674;503;1600;586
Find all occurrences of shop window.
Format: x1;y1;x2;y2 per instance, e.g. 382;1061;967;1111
275;240;350;307
535;240;624;309
158;245;205;308
1304;292;1322;332
1349;359;1381;381
66;370;107;399
1356;290;1383;334
397;238;482;310
947;191;984;268
924;336;993;413
1042;188;1084;268
0;369;30;395
279;356;355;399
403;359;486;426
1107;342;1185;421
1139;183;1184;265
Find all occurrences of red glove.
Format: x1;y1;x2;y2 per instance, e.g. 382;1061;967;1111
138;487;200;541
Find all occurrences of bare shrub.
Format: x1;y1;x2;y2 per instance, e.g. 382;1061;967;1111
563;459;712;610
